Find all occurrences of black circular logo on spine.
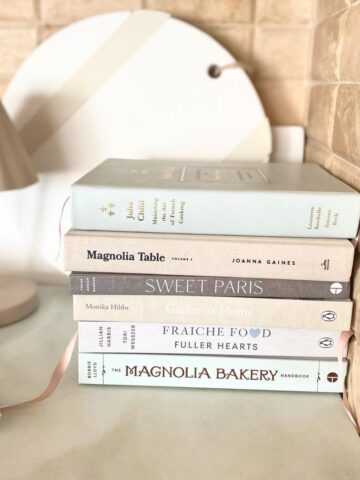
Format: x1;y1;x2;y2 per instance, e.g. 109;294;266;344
319;337;335;348
321;311;337;322
327;372;338;383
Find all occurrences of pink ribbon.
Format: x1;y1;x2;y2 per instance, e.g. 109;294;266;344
1;329;359;436
55;196;70;261
338;331;360;436
0;330;78;413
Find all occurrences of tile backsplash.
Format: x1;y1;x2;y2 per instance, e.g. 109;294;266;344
0;0;313;126
306;1;360;186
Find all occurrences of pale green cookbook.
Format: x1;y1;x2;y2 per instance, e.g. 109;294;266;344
71;159;360;238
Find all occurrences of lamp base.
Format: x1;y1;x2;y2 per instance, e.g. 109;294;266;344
0;276;38;327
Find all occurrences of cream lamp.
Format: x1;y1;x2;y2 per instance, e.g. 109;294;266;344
0;100;39;326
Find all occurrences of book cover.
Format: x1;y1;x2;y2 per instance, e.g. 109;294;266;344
78;353;347;393
70;272;351;299
78;321;346;358
71;159;360;238
73;295;353;331
64;230;355;282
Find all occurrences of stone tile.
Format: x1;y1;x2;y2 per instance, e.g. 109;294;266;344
0;27;37;77
352;253;360;301
38;25;63;43
42;0;142;23
340;3;360;80
201;24;253;63
312;11;347;80
333;85;360;165
0;80;9;98
255;81;308;125
305;140;360;196
307;84;338;146
0;0;36;20
317;0;349;20
326;153;360;191
145;0;253;23
256;0;312;23
254;28;310;79
304;141;332;169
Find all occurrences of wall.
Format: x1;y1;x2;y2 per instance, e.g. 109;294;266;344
0;0;314;126
306;0;360;190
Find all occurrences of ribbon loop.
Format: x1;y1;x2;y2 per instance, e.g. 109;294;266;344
0;331;78;414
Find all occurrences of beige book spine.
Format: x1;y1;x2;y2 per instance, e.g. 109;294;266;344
73;295;353;331
64;230;354;281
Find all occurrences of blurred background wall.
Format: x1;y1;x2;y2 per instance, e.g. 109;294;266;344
1;0;359;185
0;0;314;125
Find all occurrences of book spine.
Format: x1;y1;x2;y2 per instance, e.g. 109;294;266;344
78;353;347;393
78;321;346;358
73;295;353;331
63;232;354;281
71;186;360;238
70;273;351;299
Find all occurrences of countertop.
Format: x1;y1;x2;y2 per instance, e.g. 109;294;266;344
0;286;359;480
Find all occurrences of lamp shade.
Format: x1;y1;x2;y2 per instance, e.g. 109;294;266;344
0;100;37;191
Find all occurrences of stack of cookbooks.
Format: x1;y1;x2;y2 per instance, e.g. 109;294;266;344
64;159;360;393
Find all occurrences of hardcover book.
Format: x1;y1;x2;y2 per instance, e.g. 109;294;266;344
70;272;351;299
64;230;355;282
70;159;360;238
73;295;353;331
78;321;347;358
78;353;347;393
